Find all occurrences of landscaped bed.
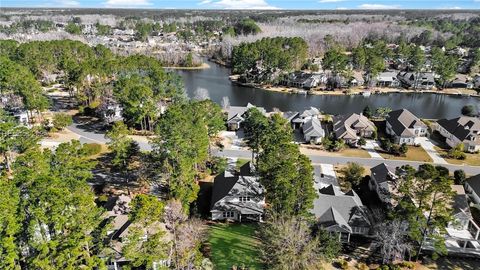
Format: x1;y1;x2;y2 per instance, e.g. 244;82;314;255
434;146;480;166
207;223;263;270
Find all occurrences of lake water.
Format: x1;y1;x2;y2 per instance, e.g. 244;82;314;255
177;61;479;119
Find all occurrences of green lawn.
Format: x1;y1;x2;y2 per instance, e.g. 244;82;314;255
208;223;263;270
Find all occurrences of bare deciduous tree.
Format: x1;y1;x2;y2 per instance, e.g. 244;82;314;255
220;96;230;110
193;87;210;101
373;220;412;264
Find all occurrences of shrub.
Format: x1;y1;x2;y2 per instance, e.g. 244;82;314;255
398;261;415;269
83;143;102;156
358;137;367;146
356;262;369;270
52;113;73;130
447;143;466;160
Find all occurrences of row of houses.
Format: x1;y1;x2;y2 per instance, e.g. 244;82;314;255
280;71;479;91
210;159;480;256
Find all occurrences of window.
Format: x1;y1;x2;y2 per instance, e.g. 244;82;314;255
239;196;251;202
223;211;235;218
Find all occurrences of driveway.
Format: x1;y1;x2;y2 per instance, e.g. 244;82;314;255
416;137;447;164
362;140;383;159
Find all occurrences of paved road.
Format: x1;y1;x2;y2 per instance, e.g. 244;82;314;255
67;123;480;175
217;149;480;175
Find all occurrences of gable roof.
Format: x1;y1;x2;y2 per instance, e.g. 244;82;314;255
451;185;472;219
226;103;266;122
311;185;370;232
282;111;299;122
210;162;264;214
303;117;325;138
300;107;320;119
333;113;375;140
437;117;480;142
387;109;426;137
371;163;397;185
466;174;480;196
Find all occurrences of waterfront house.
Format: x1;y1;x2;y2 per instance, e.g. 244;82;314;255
210;162;265;222
434;116;480;153
282;72;326;89
397;71;435;90
290;107;321;130
226;103;266;131
369;163;399;207
282;111;300;129
386;109;427;145
465;174;480;205
311;184;371;242
376;71;400;87
302;117;325;144
333;113;376;146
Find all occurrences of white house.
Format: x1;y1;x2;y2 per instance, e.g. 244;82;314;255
434;116;480;153
386;109;427;145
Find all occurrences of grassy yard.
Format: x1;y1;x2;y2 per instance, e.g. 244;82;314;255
208;223;263;270
378;145;433;162
434;146;480;166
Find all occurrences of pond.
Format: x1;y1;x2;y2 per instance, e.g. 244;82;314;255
177;61;479;119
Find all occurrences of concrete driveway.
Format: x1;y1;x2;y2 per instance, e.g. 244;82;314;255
416;137;447;164
362;140;384;159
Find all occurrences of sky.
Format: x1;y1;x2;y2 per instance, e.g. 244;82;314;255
2;0;479;10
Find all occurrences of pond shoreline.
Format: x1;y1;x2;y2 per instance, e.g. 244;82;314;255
229;76;480;98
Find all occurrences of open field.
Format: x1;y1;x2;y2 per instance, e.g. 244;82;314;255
208;223;263;270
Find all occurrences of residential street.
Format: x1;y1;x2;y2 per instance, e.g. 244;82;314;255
62;122;480;175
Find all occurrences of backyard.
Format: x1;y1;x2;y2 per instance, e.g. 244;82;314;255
207;223;263;270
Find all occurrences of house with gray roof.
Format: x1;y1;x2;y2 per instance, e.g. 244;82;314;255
289;107;321;130
302;117;325;144
369;163;399;206
226;103;266;131
386;109;427;145
434;116;480;153
376;71;400;88
311;185;371;242
210;162;265;222
397;71;435;90
333;113;376;146
313;164;339;190
465;174;480;205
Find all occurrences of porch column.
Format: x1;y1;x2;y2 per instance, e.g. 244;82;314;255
476;228;479;240
463;240;468;250
347;233;351;243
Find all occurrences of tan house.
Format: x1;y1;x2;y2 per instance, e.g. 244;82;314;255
333;113;376;145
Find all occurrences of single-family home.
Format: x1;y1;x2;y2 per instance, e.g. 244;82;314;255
311;184;371;242
333;113;376;146
282;111;300;129
369;163;399;206
434;116;480;153
376;71;400;88
290;107;321;130
210;162;265;222
465;174;480;205
386;109;427;145
226;103;266;131
302;117;325;144
313;164;339;190
282;72;327;89
397;71;435;90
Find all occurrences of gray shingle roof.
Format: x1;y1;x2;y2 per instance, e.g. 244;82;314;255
303;117;325;138
466;174;480;197
437;117;480;143
333;113;375;140
370;163;397;185
387;109;425;137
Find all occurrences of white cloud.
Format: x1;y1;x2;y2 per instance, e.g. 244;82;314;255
441;6;463;9
54;0;80;7
336;7;347;10
358;4;401;9
201;0;279;9
319;0;344;3
103;0;152;8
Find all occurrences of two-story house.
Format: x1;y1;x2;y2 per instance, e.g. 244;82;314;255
311;184;371;242
210;162;265;222
434;116;480;153
368;163;400;207
386;109;427;145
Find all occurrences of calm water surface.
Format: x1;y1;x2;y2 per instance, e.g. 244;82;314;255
177;61;479;119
